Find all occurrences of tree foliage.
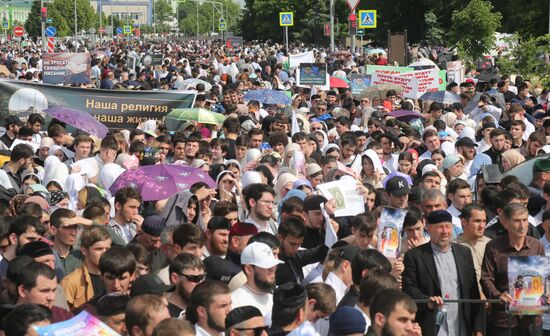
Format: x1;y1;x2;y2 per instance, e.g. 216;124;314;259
449;0;502;62
24;0;42;38
497;34;550;85
424;11;444;46
154;0;173;25
177;0;240;36
47;0;98;37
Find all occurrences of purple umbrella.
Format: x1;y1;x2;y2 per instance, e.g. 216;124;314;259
44;106;108;138
109;164;216;201
389;109;425;122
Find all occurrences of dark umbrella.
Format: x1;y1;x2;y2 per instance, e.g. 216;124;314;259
43;106;108;138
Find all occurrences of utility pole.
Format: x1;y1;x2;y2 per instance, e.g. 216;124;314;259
329;0;334;51
40;0;45;51
74;0;77;50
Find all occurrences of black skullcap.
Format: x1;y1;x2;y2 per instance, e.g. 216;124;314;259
141;215;165;237
273;282;307;309
207;216;231;231
225;306;263;329
18;241;53;259
426;210;453;225
204;256;241;284
95;294;130;316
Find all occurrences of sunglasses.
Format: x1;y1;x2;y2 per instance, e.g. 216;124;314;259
235;326;269;336
179;273;206;283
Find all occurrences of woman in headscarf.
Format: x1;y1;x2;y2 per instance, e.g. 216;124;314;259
501;149;525;172
43;156;69;191
216;170;239;203
65;173;86;211
99;163;126;197
49;190;69;209
274;172;297;204
242;148;261;168
313;130;329;153
283;143;301;168
161;190;204;228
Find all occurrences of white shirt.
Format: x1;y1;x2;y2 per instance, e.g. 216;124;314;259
231;284;273;316
447;204;462;230
245;216;276;235
323;272;348;304
195;324;223;336
476;139;492;153
354;304;371;333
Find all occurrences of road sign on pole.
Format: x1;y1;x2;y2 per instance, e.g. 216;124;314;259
219;22;226;31
358;10;377;29
13;26;24;37
45;26;57;37
279;12;294;26
345;0;360;10
116;27;123;35
123;25;132;34
357;29;365;36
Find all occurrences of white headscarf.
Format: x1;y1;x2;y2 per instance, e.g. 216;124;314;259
43;156;69;190
243;148;261;166
100;163;126;197
65;173;86;211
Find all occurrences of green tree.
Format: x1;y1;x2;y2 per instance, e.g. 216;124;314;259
24;0;42;38
153;0;173;25
424;10;444;45
47;0;98;36
497;34;550;84
449;0;502;62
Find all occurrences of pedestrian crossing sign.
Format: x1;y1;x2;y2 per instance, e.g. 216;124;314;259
219;22;226;31
279;12;294;26
358;10;377;29
123;25;132;34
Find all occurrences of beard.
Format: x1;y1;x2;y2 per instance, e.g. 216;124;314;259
254;270;275;293
254;210;272;221
211;240;228;256
207;310;225;332
177;282;192;303
380;323;396;336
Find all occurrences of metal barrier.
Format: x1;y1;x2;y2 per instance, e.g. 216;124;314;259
412;298;543;336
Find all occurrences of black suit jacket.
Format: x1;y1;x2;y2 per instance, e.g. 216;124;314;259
402;242;482;336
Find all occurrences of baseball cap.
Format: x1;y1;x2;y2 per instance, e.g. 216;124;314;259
334;244;359;262
306;163;322;176
131;273;174;296
329;306;366;336
204;256;241;284
141;215;165;237
241;242;284;269
385;176;410;196
4;115;23;127
455;137;478;147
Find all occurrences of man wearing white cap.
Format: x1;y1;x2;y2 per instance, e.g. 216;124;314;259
231;242;284;316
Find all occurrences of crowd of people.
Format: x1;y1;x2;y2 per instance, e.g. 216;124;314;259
0;38;548;336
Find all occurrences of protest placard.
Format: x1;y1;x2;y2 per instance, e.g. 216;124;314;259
316;179;365;217
34;310;119;336
289;51;315;69
42;53;91;85
508;256;550;315
297;63;328;86
349;74;372;95
365;65;413;75
371;72;420;99
377;207;407;258
0;80;196;129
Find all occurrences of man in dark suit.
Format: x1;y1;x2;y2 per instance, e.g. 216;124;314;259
402;210;482;336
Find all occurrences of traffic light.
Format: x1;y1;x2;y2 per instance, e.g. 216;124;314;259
41;7;47;23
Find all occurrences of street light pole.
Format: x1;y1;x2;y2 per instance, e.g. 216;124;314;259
329;0;334;51
40;0;45;51
74;0;77;50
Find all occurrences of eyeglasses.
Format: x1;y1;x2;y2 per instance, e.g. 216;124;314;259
311;127;323;131
179;273;206;283
234;326;269;336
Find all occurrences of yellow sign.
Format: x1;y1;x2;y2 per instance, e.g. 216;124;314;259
279;12;294;27
358;10;377;29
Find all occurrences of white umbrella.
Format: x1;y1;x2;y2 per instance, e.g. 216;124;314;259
408;58;440;70
367;48;386;56
176;78;213;92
